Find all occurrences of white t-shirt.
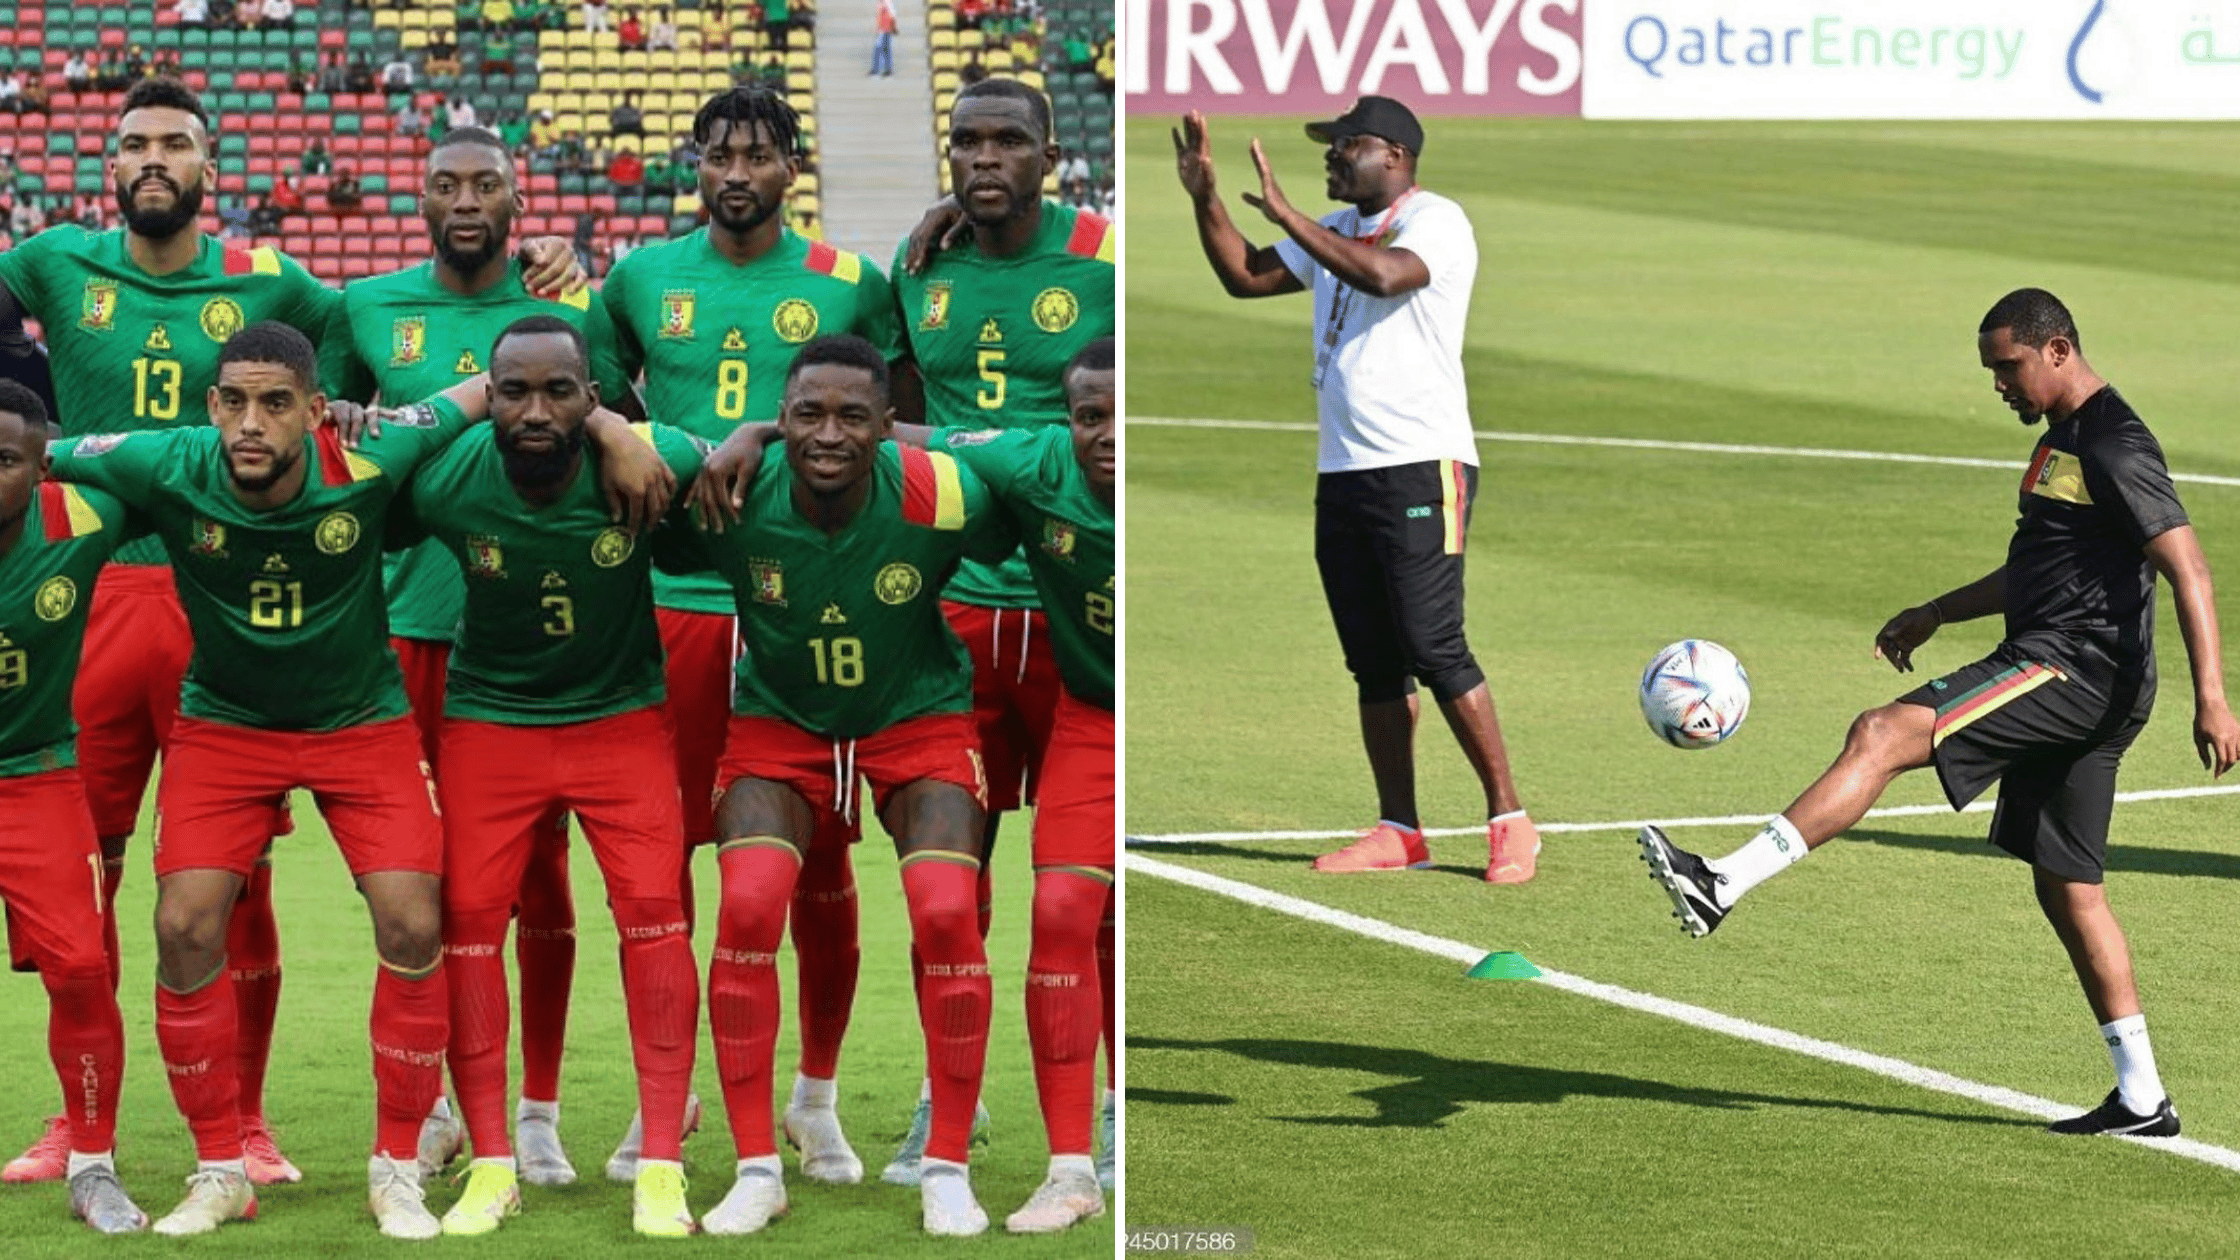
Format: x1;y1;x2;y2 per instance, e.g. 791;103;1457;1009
1274;188;1478;473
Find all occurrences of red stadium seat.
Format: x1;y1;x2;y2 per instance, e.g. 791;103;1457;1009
343;236;371;256
556;195;588;215
283;234;313;256
98;30;123;47
309;215;340;235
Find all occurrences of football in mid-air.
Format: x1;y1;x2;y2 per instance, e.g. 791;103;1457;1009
1639;639;1751;749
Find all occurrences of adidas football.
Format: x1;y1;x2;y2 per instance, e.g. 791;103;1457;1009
1639;639;1751;749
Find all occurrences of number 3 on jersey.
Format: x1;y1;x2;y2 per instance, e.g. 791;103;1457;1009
134;357;182;421
715;359;749;420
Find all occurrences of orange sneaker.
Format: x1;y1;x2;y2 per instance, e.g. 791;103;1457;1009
2;1116;69;1183
1311;822;1431;872
1484;812;1541;884
242;1118;303;1185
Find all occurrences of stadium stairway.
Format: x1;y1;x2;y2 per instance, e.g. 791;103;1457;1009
807;0;935;263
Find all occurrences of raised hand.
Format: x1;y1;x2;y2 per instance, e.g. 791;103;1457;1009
1173;110;1217;202
1237;137;1293;226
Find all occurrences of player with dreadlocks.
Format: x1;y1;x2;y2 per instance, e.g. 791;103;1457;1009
596;86;904;1227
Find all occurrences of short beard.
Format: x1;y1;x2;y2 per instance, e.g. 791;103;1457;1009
227;447;301;495
707;191;782;236
432;223;510;277
115;177;204;240
959;182;1030;229
497;424;585;490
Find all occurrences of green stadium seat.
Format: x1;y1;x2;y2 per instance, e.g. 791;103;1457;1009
44;133;72;155
217;135;249;156
154;28;181;49
74;171;103;194
247;174;275;194
333;114;361;135
361;174;388;193
247;93;276;112
215;92;249;113
304;93;331;112
183;28;210;50
668;214;696;235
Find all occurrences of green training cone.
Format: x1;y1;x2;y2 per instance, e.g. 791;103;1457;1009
1466;951;1542;980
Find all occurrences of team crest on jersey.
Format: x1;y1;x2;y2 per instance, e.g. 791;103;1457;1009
660;290;697;340
721;326;747;352
74;433;129;457
919;282;951;331
145;324;173;353
390;317;427;367
978;317;1003;344
749;558;785;606
772;299;819;343
1032;287;1079;334
200;297;245;344
33;575;76;622
79;281;118;332
874;562;922;605
466;534;506;578
315;511;361;555
1041;518;1077;562
188;518;226;558
591;527;633;568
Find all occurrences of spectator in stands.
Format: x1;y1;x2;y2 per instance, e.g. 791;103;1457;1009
62;52;89;92
763;0;793;45
1008;26;1039;65
482;0;517;32
347;55;378;93
1057;150;1088;193
1096;175;1112;218
234;0;262;28
447;95;478;130
10;195;40;241
270;171;305;219
870;0;896;76
499;110;530;153
217;195;253;241
1096;35;1113;93
286;55;312;95
178;0;212;27
248;194;284;236
18;75;45;115
642;150;672;191
456;0;482;29
570;212;595;274
517;0;554;30
619;8;646;49
327;168;364;213
426;37;462;78
700;0;732;49
397;97;426;138
0;73;20;114
529;108;558;155
582;0;610;32
262;0;297;28
610;90;644;137
74;194;105;230
650;10;678;50
609;232;637;267
96;50;131;92
959;54;987;86
301;136;333;176
319;51;348;93
956;0;987;31
382;53;416;95
124;46;149;82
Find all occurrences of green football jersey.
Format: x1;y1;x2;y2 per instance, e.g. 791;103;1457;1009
0;483;137;776
402;423;704;725
49;398;477;732
661;442;1012;738
321;258;633;643
604;226;905;614
891;201;1115;608
0;229;341;564
934;426;1114;710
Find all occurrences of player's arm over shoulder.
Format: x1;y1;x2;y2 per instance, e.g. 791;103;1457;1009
47;428;195;507
633;421;708;488
357;393;481;476
37;481;149;552
928;424;1044;499
944;451;1018;563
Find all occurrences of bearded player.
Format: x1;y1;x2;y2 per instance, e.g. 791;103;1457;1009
45;322;670;1237
320;125;639;1184
883;74;1115;1184
599;85;903;1187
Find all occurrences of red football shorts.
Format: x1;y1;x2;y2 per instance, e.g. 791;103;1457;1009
392;636;451;772
73;563;192;838
943;601;1061;813
154;716;441;879
0;770;108;974
1032;691;1114;869
715;712;986;830
437;706;685;911
658;607;738;846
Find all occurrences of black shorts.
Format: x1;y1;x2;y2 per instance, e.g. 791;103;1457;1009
1901;643;2151;885
1313;459;1484;705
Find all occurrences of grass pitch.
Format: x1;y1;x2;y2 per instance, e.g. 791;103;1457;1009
0;799;1113;1257
1125;115;2240;1258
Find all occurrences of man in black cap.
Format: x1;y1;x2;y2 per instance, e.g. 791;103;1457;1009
1173;98;1537;884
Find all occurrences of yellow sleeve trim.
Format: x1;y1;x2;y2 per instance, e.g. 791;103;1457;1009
931;450;965;531
250;246;283;276
61;484;105;537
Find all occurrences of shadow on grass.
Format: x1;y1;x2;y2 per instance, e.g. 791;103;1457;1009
1127;1036;2041;1132
1127;1087;1239;1107
1844;829;2240;880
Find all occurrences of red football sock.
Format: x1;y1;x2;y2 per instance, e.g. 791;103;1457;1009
514;813;576;1103
228;860;282;1121
708;841;798;1160
98;857;123;995
790;835;857;1080
901;853;991;1165
1098;902;1116;1090
443;907;514;1160
370;960;449;1161
613;897;698;1162
45;962;123;1154
156;971;244;1161
1026;870;1108;1155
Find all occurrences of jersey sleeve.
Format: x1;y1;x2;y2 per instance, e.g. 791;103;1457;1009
62;483;149;549
602;252;649;385
2085;423;2190;548
318;281;379;404
582;287;636;408
855;255;906;363
645;421;709;487
1388;198;1476;288
0;226;65;319
46;429;185;510
951;456;1018;564
275;248;346;344
354;393;480;479
1273;229;1318;287
929;425;1037;501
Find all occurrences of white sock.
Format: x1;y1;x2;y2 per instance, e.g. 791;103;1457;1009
469;1155;518;1173
736;1154;782;1179
1707;815;1809;905
790;1073;837;1109
1049;1153;1094;1180
428;1095;454;1121
65;1150;113;1179
2101;1014;2165;1113
200;1158;247;1178
517;1098;558;1123
917;1076;932;1104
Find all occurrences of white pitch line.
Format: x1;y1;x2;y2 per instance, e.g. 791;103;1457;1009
1127;852;2240;1175
1133;416;2240;489
1126;782;2240;845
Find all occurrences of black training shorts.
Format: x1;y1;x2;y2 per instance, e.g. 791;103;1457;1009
1313;458;1484;705
1901;641;2152;884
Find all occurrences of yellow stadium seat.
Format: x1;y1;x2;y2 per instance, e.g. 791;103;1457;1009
930;49;958;71
793;172;818;195
931;71;958;95
934;89;955;112
402;28;429;48
986;49;1013;71
595;49;623;71
403;9;430;29
1041;173;1057;193
650;72;681;92
930;28;956;50
592;31;619;51
527;92;556;111
784;49;813;70
615;134;642;154
1019;69;1044;90
585;91;613;113
786;68;813;91
538;30;565;50
793;192;819;216
675;190;702;215
958;29;985;49
556;112;585;134
373;9;401;27
559;28;590;48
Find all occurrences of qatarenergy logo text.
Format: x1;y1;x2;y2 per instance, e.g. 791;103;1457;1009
1622;15;2025;80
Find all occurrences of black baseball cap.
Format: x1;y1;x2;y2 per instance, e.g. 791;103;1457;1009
1304;96;1423;156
